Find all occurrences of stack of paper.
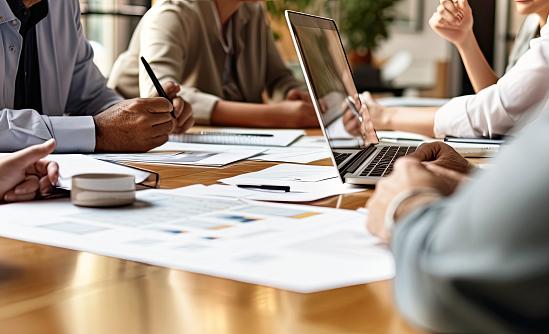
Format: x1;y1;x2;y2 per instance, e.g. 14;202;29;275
177;184;362;203
170;129;304;147
0;190;393;293
90;142;266;167
47;154;150;189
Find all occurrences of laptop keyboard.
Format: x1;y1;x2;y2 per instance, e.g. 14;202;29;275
334;152;353;165
360;146;416;177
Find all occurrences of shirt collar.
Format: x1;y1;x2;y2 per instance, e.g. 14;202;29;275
0;0;17;25
5;0;48;26
209;2;252;52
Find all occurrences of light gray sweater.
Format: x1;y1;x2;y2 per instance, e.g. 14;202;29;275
393;111;549;333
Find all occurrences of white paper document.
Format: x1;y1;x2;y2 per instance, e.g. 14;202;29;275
0;191;394;293
177;184;363;203
219;164;340;190
90;142;265;167
170;129;304;147
250;147;331;164
47;155;150;189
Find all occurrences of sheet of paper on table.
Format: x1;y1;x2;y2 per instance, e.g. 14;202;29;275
176;184;363;203
0;190;393;293
46;154;150;190
90;142;266;167
170;129;304;147
219;164;343;192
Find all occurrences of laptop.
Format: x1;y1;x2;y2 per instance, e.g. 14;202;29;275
286;10;418;185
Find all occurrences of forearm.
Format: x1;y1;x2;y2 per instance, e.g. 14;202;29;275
211;101;284;128
384;107;437;137
456;33;499;93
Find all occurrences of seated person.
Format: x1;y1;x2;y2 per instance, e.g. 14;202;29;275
0;0;193;153
108;0;318;129
344;0;549;139
0;140;58;203
366;110;549;332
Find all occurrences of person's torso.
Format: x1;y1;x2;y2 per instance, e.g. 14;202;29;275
0;0;81;116
112;0;270;103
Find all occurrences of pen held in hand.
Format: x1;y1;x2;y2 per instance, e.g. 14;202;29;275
140;56;177;119
346;96;364;124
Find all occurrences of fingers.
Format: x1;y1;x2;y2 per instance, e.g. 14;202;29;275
5;139;56;169
3;176;40;202
287;89;302;101
343;111;361;136
394;157;425;173
138;97;173;114
14;175;40;195
3;190;38;203
173;97;194;129
152;120;175;137
424;163;466;181
173;105;195;134
173;115;195;135
39;176;57;197
436;1;463;25
162;81;181;100
409;142;441;162
458;0;468;10
149;134;170;149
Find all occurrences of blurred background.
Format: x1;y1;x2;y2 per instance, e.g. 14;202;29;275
79;0;527;99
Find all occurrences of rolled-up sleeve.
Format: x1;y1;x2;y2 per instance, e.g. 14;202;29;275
434;29;549;139
392;113;549;333
177;88;219;125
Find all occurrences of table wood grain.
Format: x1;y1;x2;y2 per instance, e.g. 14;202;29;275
0;131;425;334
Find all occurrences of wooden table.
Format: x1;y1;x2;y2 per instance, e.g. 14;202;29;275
0;133;424;334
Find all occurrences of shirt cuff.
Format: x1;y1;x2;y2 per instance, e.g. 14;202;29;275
434;96;476;138
45;116;96;153
179;89;220;125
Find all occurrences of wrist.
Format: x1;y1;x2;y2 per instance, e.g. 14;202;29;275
385;188;442;238
455;31;476;53
93;116;105;152
394;192;442;221
383;108;398;130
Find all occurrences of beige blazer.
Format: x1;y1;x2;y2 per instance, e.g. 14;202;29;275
108;0;302;124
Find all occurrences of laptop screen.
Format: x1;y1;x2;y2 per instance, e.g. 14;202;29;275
287;11;379;149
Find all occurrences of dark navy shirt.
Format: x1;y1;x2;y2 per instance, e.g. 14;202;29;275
7;0;48;114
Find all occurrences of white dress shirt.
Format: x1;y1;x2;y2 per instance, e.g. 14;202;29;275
434;17;549;138
0;1;122;153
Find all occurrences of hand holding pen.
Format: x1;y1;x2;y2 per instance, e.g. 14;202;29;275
141;57;194;134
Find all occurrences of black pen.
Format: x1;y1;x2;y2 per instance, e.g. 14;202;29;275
140;56;176;118
237;184;291;192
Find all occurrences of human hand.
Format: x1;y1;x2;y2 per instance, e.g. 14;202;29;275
429;0;473;47
276;100;319;128
158;81;194;135
286;89;312;104
367;158;447;243
94;97;174;152
410;142;474;174
343;92;392;137
0;139;59;203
